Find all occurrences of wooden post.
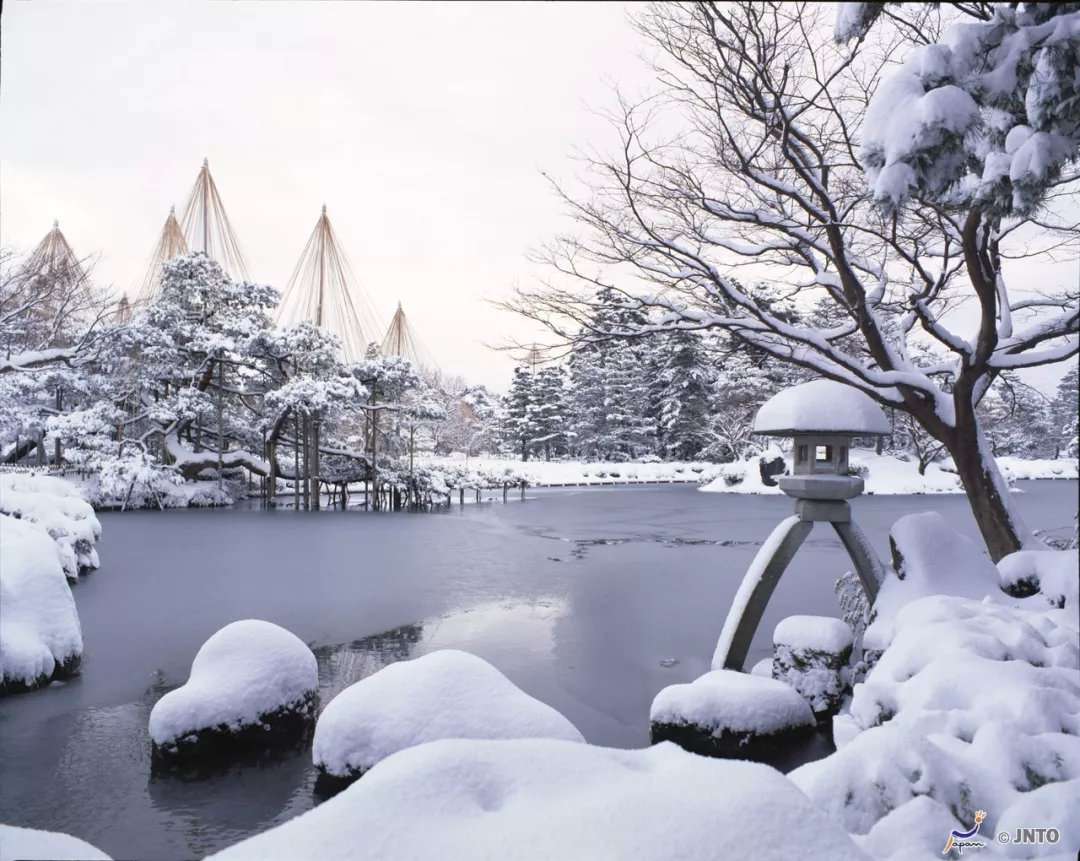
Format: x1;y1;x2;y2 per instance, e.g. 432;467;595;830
503;483;508;503
312;416;321;511
302;413;311;510
54;386;63;465
459;487;464;506
293;411;300;510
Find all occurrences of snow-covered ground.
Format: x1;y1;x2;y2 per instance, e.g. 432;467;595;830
313;650;584;780
212;738;868;861
0;514;83;693
149;620;318;754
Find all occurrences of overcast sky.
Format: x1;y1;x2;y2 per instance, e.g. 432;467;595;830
2;1;652;389
2;2;1074;394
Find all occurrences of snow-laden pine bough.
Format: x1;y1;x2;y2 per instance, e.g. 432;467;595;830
148;620;318;771
312;650;584;794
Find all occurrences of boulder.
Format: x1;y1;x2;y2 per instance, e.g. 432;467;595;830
149;619;318;768
650;669;815;765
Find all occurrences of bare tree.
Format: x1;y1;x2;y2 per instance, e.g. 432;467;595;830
508;2;1079;560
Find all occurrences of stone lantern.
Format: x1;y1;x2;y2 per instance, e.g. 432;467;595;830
713;380;890;672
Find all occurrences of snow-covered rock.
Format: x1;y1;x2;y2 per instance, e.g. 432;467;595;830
149;619;318;766
753;380;890;436
0;473;101;580
0;824;111;861
650;669;815;762
211;738;869;861
865;511;1002;654
773;616;854;717
313;650;584;785
791;595;1080;856
998;549;1078;609
0;515;83;695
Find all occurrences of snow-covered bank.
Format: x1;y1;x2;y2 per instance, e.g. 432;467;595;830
0;472;101;580
701;448;1080;495
422;456;721;488
212;739;867;861
0;515;83;694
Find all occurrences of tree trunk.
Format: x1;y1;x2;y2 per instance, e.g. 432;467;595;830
312;417;321;511
946;422;1033;562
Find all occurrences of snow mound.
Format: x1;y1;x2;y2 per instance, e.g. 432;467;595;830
149;619;318;748
0;473;101;580
774;615;853;654
791;595;1080;852
651;669;814;735
753;380;889;436
0;515;83;693
998;549;1079;609
0;824;111;861
211;738;869;861
866;511;1001;651
313;649;584;779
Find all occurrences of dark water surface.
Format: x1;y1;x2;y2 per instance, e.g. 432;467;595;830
1;481;1075;859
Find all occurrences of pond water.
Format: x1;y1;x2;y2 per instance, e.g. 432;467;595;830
1;481;1075;859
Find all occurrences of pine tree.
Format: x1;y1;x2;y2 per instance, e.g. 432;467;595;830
502;365;538;461
1049;364;1079;458
530;364;568;460
655;330;714;460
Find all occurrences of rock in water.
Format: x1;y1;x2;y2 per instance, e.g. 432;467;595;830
313;649;583;792
650;669;815;765
149;619;318;768
772;615;853;718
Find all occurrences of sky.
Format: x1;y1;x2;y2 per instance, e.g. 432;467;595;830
1;1;651;390
2;1;1075;395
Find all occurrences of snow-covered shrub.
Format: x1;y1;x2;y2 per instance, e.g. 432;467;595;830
791;595;1080;855
312;650;584;785
149;619;318;766
0;473;101;580
209;738;867;861
772;616;853;717
0;515;83;694
0;824;111;861
650;669;815;762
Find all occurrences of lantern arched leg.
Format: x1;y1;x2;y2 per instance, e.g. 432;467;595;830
712;516;814;672
832;520;885;601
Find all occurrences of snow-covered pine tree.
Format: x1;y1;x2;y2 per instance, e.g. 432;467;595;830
1049;364;1079;458
655;329;715;460
529;364;568;460
502;364;538;461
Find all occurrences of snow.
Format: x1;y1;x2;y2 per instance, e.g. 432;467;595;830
0;475;101;580
996;456;1079;481
0;515;83;691
791;595;1080;854
312;650;585;778
211;738;869;861
753;380;890;436
998;549;1079;609
148;619;318;747
700;448;964;495
774;615;853;654
0;824;111;861
422;455;721;488
867;511;1002;650
651;668;815;735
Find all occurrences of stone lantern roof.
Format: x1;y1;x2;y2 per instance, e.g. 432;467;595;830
753;380;890;437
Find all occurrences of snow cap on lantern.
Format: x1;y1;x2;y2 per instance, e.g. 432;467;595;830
754;379;889;499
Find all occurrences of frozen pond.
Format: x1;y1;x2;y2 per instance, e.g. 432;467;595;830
1;480;1075;858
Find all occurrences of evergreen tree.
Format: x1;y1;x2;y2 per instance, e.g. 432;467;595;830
655;330;714;460
530;364;568;460
1050;364;1079;458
